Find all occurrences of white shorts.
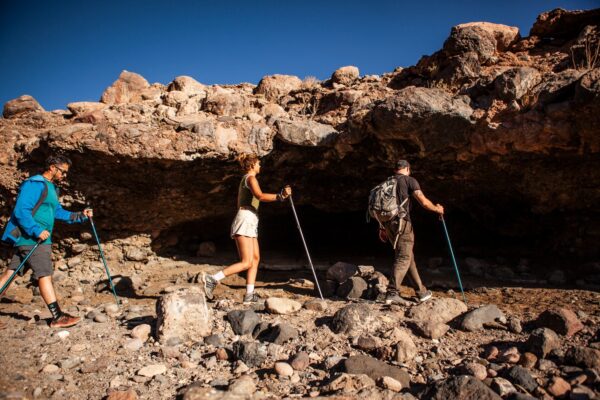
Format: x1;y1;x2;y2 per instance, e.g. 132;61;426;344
230;209;259;238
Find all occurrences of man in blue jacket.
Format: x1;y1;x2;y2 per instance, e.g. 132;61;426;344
1;155;92;328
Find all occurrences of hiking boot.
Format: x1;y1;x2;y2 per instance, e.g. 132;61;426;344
203;274;217;300
50;313;81;328
418;290;433;303
385;292;412;306
243;292;260;305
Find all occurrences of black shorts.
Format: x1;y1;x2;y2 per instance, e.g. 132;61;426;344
8;244;53;279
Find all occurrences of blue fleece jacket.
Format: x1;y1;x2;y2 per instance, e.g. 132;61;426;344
1;175;86;246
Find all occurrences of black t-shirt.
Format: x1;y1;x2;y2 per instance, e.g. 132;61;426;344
395;174;421;222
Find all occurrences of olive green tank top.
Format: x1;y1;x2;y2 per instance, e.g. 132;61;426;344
237;174;260;211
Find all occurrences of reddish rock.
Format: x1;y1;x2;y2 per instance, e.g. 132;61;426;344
519;352;538;369
107;389;138;400
535;308;584;337
547;376;571;397
3;95;44;118
101;70;150;104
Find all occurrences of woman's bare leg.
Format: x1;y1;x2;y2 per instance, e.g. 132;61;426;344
222;235;254;276
246;238;260;286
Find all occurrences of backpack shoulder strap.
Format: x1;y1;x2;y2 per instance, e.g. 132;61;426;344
31;181;49;216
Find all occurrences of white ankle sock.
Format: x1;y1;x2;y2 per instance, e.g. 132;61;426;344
212;271;225;281
246;284;254;294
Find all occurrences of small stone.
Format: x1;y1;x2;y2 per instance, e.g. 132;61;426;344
508;317;522;333
538;359;557;371
42;364;60;373
527;328;560;358
104;303;120;314
506;365;538;392
181;361;197;369
487;369;498;378
547;376;571;397
233;361;249;374
570;384;596;399
379;376;404;392
228;375;256;396
137;364;166;377
106;389;138;400
463;362;487;380
491;377;517;397
58;357;81;370
274;362;294;377
204;334;224;347
94;314;108;323
216;348;228;361
519;352;538;369
290;351;310;371
33;387;43;398
123;338;144;351
131;324;151;341
304;299;328;312
483;346;499;360
55;330;70;340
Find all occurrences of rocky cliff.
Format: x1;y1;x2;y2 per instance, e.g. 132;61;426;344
1;8;599;262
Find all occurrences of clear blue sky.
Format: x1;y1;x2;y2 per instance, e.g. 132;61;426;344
1;0;597;111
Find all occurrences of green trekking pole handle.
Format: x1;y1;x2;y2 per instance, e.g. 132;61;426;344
0;241;41;297
89;216;120;305
440;216;468;305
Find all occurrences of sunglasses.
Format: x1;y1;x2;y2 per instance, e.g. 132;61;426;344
54;165;69;175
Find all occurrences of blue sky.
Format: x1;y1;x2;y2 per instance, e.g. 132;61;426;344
1;0;597;110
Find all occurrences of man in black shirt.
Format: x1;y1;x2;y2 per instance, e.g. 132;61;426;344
381;160;444;304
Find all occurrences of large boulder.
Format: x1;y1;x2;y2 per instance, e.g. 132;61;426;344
534;307;584;337
3;95;45;118
458;304;506;331
331;66;360;86
407;297;468;324
101;70;150;104
526;328;560;358
275;119;338;146
530;8;600;39
341;355;410;389
254;74;302;101
371;87;473;151
167;76;207;97
203;87;248;117
227;309;260;336
155;287;212;344
423;375;502;400
332;303;378;335
444;22;520;60
67;101;106;116
494;67;542;102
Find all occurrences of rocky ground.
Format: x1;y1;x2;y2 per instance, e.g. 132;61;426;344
0;249;598;400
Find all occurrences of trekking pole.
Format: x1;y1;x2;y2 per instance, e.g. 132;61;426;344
288;195;324;300
0;241;41;297
440;216;467;305
88;216;120;305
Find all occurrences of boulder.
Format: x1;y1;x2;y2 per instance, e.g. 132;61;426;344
342;355;410;389
227;309;260;336
101;70;150;104
535;307;584;337
3;95;44;118
407;297;468;324
265;297;302;314
254;74;302;101
458;304;506;331
275;119;338;146
67;101;106;116
326;262;358;283
494;67;542;101
444;22;520;60
336;276;368;299
526;328;560;358
530;8;600;39
423;375;502;400
332;303;378;335
255;322;298;345
564;346;600;369
394;329;417;363
156;287;212;343
167;76;206;96
412;320;450;339
331;66;360;86
232;341;267;367
504;366;538;392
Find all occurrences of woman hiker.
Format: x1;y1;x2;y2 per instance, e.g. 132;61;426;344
203;154;291;304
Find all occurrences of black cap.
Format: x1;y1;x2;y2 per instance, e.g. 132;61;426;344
395;160;410;170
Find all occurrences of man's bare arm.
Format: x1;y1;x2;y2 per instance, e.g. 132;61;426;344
413;190;444;214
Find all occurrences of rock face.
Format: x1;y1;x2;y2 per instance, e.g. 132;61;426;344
156;287;212;343
1;8;599;265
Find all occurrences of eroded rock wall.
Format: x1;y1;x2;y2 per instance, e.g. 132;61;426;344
1;8;599;260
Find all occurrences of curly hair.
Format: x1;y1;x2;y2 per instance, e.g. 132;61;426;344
45;154;72;170
237;154;259;172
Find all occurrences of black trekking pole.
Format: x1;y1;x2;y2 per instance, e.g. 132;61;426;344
440;216;467;305
88;216;120;305
0;241;41;297
288;195;324;300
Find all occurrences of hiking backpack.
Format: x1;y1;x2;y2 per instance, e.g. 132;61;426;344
367;176;409;225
